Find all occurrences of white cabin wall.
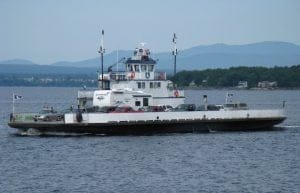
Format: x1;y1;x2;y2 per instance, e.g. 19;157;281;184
93;90;112;107
153;97;185;107
111;80;181;98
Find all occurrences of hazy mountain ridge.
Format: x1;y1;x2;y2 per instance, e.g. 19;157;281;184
0;59;37;65
50;50;132;67
0;64;97;74
1;41;300;74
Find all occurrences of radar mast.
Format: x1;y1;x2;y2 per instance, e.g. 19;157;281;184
172;33;178;75
98;30;105;89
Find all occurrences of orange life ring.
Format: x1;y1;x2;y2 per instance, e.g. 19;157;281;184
131;71;135;79
174;90;179;97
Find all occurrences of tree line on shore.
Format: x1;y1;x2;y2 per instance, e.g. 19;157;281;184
0;65;299;88
0;74;97;87
171;65;300;88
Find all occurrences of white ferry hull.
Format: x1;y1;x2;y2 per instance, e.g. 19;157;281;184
8;110;286;135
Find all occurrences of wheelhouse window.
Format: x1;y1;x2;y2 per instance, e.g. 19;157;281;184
148;65;154;72
141;65;147;72
134;65;140;72
128;64;134;71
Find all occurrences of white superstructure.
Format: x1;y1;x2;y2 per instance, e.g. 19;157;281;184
78;44;184;110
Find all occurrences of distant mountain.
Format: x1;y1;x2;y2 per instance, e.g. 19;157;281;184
1;41;300;74
0;59;37;65
181;41;300;55
51;50;132;68
157;41;300;70
51;41;300;70
0;64;97;74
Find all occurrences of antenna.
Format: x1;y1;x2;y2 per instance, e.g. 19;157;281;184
172;33;178;75
98;30;105;89
116;48;119;72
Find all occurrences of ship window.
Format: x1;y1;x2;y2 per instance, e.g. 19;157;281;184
148;65;154;72
137;82;145;89
143;98;149;107
128;65;133;71
134;65;140;72
153;82;161;88
104;81;110;90
141;65;147;72
137;82;141;89
150;82;153;88
239;103;247;107
135;101;141;106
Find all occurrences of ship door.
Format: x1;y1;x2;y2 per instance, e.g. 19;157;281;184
143;98;149;107
104;80;110;90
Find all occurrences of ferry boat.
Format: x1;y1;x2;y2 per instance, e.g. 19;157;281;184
8;33;286;135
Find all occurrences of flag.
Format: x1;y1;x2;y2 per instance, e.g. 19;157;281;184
13;94;23;100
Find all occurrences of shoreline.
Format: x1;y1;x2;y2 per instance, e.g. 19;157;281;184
1;85;300;90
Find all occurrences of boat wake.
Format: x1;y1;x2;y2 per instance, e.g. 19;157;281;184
277;125;300;128
14;130;108;137
17;128;42;136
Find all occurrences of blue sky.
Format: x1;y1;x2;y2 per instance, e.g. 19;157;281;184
0;0;299;64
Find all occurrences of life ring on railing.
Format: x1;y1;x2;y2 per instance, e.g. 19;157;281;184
145;72;150;79
130;71;135;79
76;111;83;122
174;90;179;97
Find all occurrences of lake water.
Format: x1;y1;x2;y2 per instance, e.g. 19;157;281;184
0;87;299;192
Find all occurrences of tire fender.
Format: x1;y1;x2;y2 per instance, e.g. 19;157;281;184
76;112;83;122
